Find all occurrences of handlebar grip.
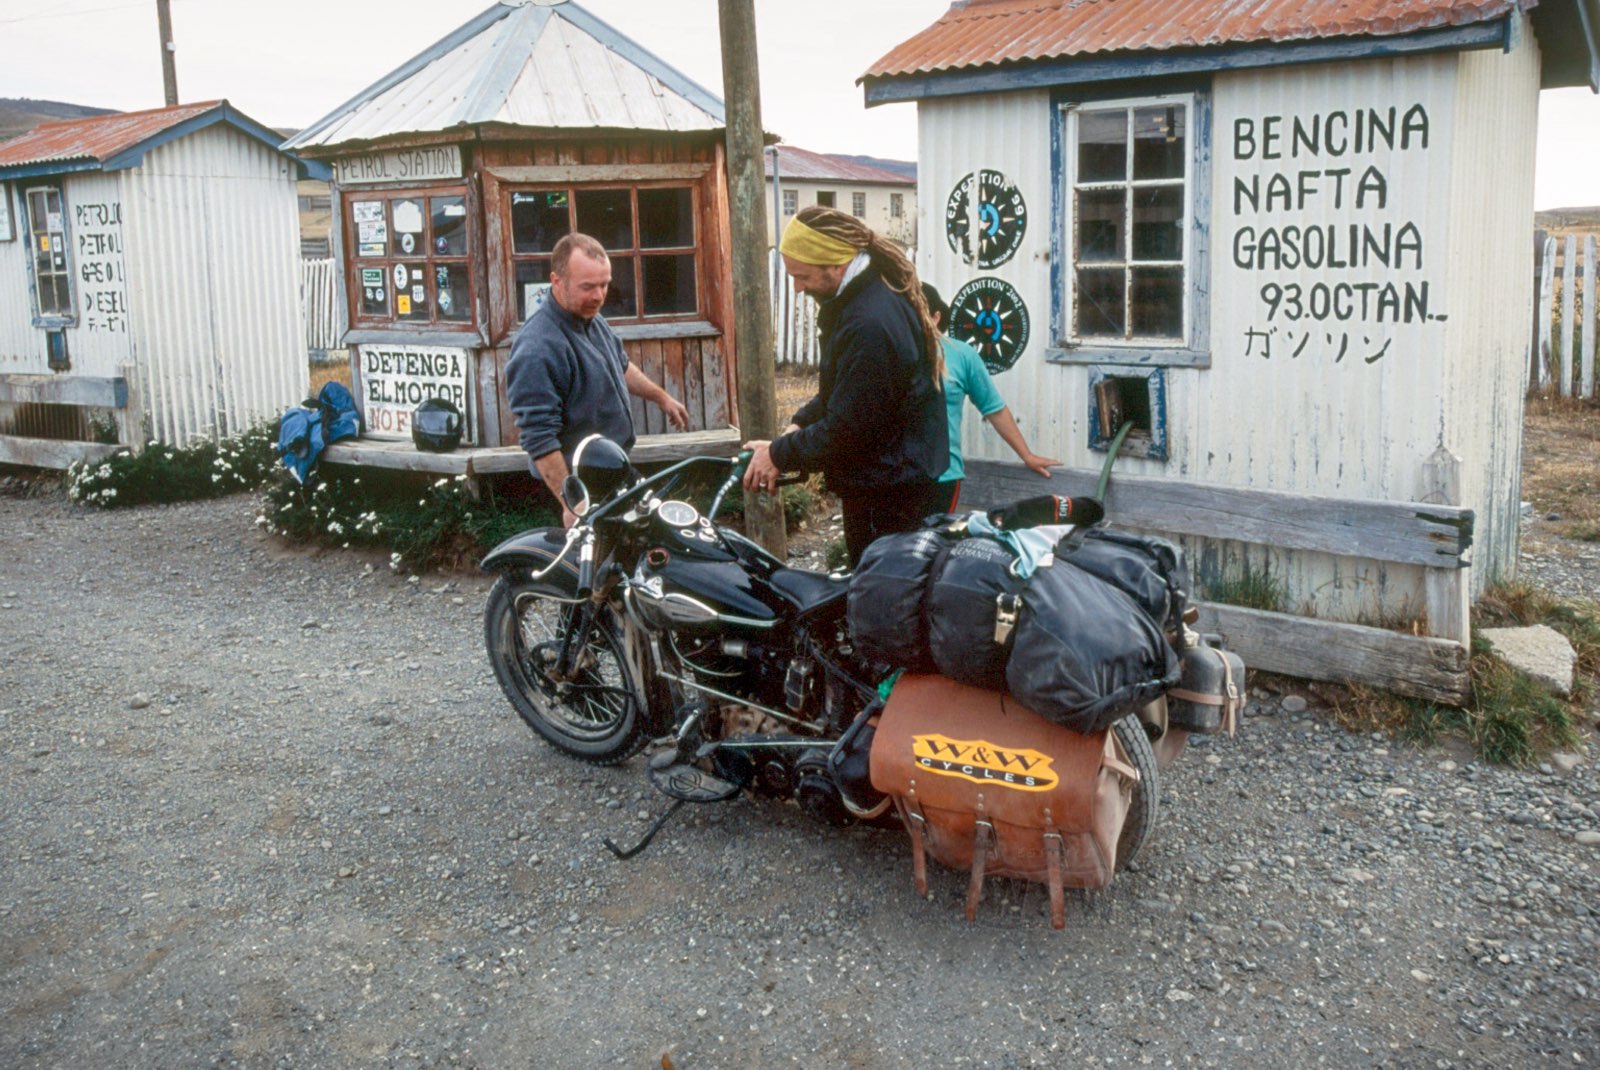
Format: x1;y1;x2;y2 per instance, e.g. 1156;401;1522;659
575;532;596;598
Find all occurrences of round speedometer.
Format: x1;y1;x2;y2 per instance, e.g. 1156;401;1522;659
656;499;700;528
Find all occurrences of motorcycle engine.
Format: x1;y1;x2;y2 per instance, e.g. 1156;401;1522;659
793;748;853;828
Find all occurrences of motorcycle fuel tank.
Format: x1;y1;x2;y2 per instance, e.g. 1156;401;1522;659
629;527;790;634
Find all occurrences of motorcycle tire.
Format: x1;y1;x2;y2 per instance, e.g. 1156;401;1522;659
1111;714;1160;870
484;577;649;765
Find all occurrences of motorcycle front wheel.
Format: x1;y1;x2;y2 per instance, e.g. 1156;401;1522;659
1111;714;1160;869
484;577;649;765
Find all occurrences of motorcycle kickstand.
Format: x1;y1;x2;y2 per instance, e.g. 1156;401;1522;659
602;798;686;860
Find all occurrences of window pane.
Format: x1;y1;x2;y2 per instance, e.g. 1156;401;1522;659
359;266;389;318
511;191;569;254
1133;106;1186;180
637;187;693;248
576;188;633;250
1077;110;1127;182
1131;186;1183;260
515;259;551;322
352;200;386;257
52;276;72;315
390;198;425;257
642;254;697;316
816;191;835;208
396;263;429;321
1075;268;1125;337
435;263;470;321
430;196;468;256
852;192;866;217
1075;189;1124;263
1130;267;1183;338
603;255;636;319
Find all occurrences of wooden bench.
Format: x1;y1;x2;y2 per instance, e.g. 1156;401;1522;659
322;426;744;496
0;370;141;469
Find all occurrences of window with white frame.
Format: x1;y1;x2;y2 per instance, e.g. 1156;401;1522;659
851;191;866;217
1063;95;1192;348
25;186;72;320
890;193;903;219
782;189;797;215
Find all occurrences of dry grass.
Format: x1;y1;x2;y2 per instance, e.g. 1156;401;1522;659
310;361;351;397
1521;393;1600;540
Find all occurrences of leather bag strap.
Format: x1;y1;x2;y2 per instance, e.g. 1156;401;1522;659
965;819;994;922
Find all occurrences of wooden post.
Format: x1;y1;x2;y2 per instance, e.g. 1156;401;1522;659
1560;234;1577;397
1537;234;1557;391
1421;446;1470;650
116;362;147;455
155;0;179;106
717;0;785;556
1583;234;1596;400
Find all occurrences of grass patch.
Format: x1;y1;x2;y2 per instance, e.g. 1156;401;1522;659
1198;566;1288;613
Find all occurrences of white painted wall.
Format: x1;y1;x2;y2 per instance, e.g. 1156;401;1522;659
765;179;916;247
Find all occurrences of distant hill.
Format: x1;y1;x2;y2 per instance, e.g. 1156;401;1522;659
1537;206;1600;231
0;98;119;141
828;154;916;182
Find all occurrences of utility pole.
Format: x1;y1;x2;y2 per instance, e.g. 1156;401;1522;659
717;0;786;557
156;0;179;106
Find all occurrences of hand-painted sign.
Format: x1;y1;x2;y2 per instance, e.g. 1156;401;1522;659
73;200;127;333
357;344;473;440
334;146;462;186
950;277;1030;373
945;169;1027;269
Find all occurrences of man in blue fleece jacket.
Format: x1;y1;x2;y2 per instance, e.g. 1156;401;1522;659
505;233;688;526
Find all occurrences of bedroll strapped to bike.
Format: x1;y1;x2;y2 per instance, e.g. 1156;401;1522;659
869;674;1139;929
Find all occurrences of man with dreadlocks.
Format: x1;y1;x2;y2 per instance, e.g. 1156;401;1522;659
742;205;948;565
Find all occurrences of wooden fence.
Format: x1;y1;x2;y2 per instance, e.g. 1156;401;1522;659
301;257;341;359
769;248;818;367
1531;230;1598;397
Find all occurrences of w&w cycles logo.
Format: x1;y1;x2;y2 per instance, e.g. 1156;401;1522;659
911;734;1058;792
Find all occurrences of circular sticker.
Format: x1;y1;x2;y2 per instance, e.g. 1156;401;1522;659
392;264;407;289
400;232;416;254
945;170;1027;269
949;277;1031;373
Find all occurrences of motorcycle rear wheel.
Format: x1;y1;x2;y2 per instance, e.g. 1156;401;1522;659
484;577;648;765
1111;714;1160;869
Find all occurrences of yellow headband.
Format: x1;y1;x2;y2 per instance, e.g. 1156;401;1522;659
779;218;859;266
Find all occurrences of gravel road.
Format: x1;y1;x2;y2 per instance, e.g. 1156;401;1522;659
2;488;1597;1069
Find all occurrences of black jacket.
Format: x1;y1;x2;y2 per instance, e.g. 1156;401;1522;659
769;268;946;496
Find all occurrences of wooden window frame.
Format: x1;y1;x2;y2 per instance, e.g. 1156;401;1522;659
25;184;75;327
342;184;474;331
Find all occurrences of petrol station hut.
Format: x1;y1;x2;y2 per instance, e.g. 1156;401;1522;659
0;101;324;467
282;0;742;482
865;0;1600;701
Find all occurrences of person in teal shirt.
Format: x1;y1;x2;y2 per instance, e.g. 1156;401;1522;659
923;283;1059;511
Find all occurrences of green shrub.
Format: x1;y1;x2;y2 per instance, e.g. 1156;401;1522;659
1198;565;1288;613
65;422;280;507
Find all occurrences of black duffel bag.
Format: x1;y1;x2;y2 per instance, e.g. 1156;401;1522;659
846;525;957;674
1056;527;1190;629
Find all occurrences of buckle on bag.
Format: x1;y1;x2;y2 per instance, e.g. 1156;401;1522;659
993;593;1020;644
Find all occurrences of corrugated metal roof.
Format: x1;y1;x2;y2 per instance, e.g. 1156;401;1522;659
763;146;915;184
865;0;1532;79
285;1;725;152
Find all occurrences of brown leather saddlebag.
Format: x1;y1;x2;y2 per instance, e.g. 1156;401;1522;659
869;673;1138;928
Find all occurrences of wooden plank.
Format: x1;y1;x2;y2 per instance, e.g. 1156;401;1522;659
638;338;665;435
1583;234;1596;399
1537;234;1557;390
610;320;720;341
662;336;687;432
482;163;711;184
682;335;707;431
0;435;120;470
961;460;1473;569
476;344;503;449
322;439;469;475
1195;602;1471;706
468;427;742;475
1561;234;1577;397
0;374;127;408
1421;447;1470;648
700;336;731;430
114;363;145;451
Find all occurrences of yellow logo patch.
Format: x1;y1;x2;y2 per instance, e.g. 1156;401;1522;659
911;733;1058;792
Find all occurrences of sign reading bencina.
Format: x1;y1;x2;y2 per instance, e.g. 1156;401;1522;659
334;147;463;186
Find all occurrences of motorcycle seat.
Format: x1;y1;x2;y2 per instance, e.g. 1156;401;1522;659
768;566;849;615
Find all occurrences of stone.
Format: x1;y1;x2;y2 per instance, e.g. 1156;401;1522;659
1281;695;1308;713
129;694;150;709
1550;752;1584;775
1576;831;1600;847
1476;625;1577;697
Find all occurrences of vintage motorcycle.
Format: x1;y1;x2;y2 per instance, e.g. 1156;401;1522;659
480;436;1176;861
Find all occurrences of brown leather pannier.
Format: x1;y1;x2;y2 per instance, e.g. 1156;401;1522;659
869;673;1139;928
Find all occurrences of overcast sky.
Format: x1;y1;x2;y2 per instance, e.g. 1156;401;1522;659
1;0;1597;209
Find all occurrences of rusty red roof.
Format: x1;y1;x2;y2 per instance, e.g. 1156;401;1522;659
865;0;1532;80
763;145;915;185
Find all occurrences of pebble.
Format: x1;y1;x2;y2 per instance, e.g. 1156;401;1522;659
1281;695;1308;713
1576;831;1600;847
129;694;150;709
1550;752;1584;774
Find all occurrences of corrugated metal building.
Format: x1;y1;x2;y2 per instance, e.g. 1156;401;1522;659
0;101;328;463
283;0;742;470
865;0;1600;700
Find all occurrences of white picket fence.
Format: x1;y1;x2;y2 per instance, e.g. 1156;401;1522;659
1532;232;1598;397
301;257;341;357
769;249;819;367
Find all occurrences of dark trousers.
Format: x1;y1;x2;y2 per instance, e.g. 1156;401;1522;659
840;482;948;567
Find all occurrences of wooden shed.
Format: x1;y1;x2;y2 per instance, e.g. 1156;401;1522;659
0;101;325;467
865;0;1600;701
283;0;742;481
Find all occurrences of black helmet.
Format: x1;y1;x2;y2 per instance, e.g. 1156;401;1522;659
412;397;462;452
566;434;634;514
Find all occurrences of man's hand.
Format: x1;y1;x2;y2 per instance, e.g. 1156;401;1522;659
561;505;579;529
741;439;781;495
1022;452;1061;479
661;397;690;431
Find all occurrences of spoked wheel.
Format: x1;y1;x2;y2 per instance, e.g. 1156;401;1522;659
484;577;648;765
1111;714;1160;869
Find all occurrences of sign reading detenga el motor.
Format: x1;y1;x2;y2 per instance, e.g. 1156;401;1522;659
356;344;473;441
333;146;463;185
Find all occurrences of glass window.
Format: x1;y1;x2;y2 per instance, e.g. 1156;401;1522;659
851;191;866;217
890;193;903;219
1066;97;1189;345
507;183;700;323
345;186;473;328
816;191;836;208
25;186;72;318
782;189;797;215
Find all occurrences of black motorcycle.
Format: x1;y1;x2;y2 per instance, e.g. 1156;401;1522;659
481;436;1163;859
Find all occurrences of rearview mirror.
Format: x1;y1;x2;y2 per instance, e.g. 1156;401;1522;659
561;473;590;517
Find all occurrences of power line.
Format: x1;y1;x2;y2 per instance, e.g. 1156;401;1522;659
0;1;180;25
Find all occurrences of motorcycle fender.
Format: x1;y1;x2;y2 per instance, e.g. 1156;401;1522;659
479;528;582;601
